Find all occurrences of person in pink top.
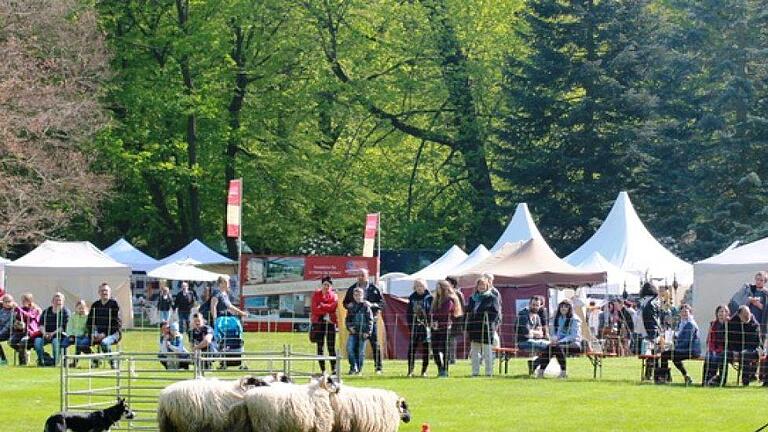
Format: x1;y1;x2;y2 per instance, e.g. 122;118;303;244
9;293;42;365
431;280;461;377
310;276;338;374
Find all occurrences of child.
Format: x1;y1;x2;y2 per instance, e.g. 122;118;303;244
345;287;373;375
160;321;190;369
66;300;92;368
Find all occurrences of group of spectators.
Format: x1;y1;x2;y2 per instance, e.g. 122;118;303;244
0;283;121;368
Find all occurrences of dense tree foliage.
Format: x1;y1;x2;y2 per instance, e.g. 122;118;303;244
3;0;767;263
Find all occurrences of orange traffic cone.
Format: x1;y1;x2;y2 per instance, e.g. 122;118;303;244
421;423;431;432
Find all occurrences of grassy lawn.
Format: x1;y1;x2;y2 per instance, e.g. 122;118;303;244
1;330;767;431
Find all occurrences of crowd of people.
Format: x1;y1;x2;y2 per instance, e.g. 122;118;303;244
3;268;768;387
0;283;122;367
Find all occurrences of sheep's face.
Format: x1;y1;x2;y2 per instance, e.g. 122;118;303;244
239;376;269;391
318;374;342;394
397;398;411;423
272;372;294;384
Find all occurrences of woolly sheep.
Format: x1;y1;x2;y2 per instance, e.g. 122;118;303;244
329;386;411;432
157;374;287;432
244;374;339;432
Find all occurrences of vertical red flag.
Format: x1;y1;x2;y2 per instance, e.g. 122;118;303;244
226;179;242;237
362;213;379;257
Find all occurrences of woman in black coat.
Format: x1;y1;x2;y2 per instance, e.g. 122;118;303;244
406;279;433;377
466;277;500;377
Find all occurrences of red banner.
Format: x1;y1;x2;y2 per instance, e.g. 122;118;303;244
362;213;379;257
226;179;242;237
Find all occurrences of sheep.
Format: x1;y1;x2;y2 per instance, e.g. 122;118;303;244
329;386;411;432
157;374;285;432
244;374;340;432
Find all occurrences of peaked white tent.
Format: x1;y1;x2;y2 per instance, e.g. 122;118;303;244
5;241;133;327
575;252;640;296
694;236;768;344
565;191;693;291
451;245;492;275
148;260;223;282
388;245;468;296
490;203;546;253
160;239;235;265
103;238;160;273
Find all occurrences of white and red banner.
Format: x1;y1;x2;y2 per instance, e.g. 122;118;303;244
226;179;242;237
362;213;379;257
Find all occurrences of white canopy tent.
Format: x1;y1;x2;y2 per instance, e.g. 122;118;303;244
694;236;768;345
450;245;492;275
575;252;640;296
147;260;223;282
490;203;546;253
5;241;133;327
0;256;10;294
103;238;160;273
565;191;693;292
160;239;235;265
388;245;468;296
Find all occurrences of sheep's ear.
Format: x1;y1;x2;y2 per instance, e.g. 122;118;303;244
239;376;255;390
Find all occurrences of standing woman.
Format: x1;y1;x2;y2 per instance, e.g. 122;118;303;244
197;285;214;326
431;280;460;377
638;282;661;380
466;277;500;377
9;293;42;366
210;275;247;324
310;276;338;374
532;299;582;378
406;278;433;377
445;276;465;365
156;284;174;324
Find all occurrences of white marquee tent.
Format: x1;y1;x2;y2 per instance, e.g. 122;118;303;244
575;252;640;296
388;245;468;296
160;239;235;265
490;203;546;253
694;236;768;344
5;241;133;327
147;260;223;282
103;238;160;273
451;245;492;275
565;191;693;292
0;256;10;294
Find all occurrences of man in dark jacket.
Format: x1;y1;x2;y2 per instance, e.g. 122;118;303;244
174;282;198;335
727;306;761;386
87;283;122;368
343;269;384;373
516;296;549;353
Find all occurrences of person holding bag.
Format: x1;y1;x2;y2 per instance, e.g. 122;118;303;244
310;276;338;374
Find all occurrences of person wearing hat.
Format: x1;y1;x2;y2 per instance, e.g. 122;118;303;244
532;299;582;379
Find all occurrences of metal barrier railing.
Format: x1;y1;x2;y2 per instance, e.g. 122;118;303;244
61;348;340;431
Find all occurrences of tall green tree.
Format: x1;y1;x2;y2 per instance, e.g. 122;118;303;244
497;0;662;254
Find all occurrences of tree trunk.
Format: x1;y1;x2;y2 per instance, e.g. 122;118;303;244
421;0;500;245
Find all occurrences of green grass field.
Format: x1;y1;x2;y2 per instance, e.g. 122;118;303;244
1;330;767;431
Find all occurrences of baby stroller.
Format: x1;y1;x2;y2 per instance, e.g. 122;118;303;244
214;316;245;369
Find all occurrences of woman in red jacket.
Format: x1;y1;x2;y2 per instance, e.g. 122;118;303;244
311;276;338;374
703;304;729;386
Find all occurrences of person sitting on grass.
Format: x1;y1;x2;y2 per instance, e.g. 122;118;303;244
190;313;216;369
0;294;18;365
533;299;582;379
9;293;42;366
87;283;121;368
34;292;71;366
66;300;92;367
159;321;190;370
345;287;373;375
657;304;701;385
726;305;761;386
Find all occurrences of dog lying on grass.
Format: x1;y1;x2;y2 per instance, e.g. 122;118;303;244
43;398;135;432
